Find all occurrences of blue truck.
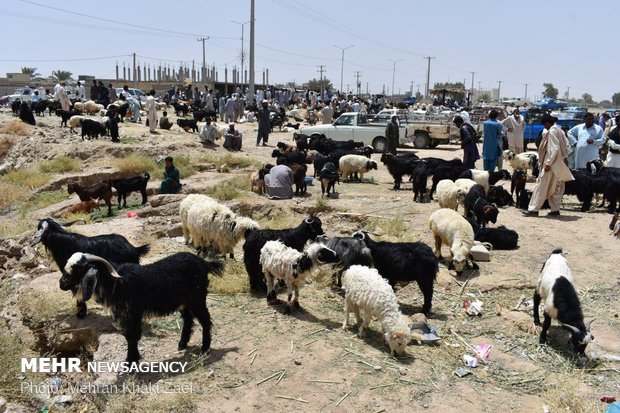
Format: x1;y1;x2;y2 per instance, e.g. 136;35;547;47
522;108;582;149
533;97;568;111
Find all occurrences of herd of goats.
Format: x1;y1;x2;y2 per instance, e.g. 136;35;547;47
28;125;620;363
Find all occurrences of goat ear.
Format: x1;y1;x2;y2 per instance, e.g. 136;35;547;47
80;268;98;302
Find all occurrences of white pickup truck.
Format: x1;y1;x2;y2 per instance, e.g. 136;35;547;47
300;111;455;151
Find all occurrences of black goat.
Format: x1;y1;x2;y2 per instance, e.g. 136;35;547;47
464;184;499;227
19;102;36;125
422;157;464;175
243;216;324;292
172;102;189;117
177;118;198;132
106;173;150;208
380;152;419;189
564;170;593;212
315;235;373;287
288;163;308;196
11;99;21;115
430;165;468;197
465;216;518;250
55;109;80;127
31;100;49;117
61;252;223;363
353;231;439;314
604;178;620;213
487;185;514;207
271;149;306;165
412;161;429;202
81;119;107;140
319;161;339;197
511;169;527;198
192;109;208;122
293;133;310;151
313;153;330;178
33;218;149;318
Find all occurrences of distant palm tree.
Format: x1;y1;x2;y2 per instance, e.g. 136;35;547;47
49;70;73;83
21;66;41;78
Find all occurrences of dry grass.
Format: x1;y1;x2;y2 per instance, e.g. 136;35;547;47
0;181;26;209
210;259;249;294
200;152;260;169
0;120;29;136
363;214;418;241
543;375;597;412
39;156;82;173
105;385;198;413
1;166;50;189
203;175;249;201
18;287;74;327
0;135;15;158
17;190;68;218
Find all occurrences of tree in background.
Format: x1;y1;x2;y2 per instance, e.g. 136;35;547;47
49;70;73;83
306;78;333;93
599;100;612;108
612;92;620;107
479;92;492;102
21;67;41;79
542;83;558;99
582;93;594;105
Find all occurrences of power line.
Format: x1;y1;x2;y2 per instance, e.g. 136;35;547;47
19;0;237;40
0;54;130;62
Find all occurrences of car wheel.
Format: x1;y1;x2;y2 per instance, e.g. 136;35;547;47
372;137;387;153
413;132;430;149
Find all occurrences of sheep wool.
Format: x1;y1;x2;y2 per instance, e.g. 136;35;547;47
436;179;465;211
338;154;377;181
342;265;411;356
428;208;475;273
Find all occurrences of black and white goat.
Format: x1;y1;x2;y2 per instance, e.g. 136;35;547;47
487;185;514;207
533;248;594;355
315;234;374;287
458;169;511;193
319;161;339;197
62;252;223;363
260;241;337;313
465;216;518;250
430;164;469;198
106;173;150;208
353;231;439;314
243;216;324;292
33;218;149;318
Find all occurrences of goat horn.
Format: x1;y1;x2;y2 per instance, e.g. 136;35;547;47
81;253;121;278
53;219;86;227
304;217;314;224
586;318;596;330
558;322;581;334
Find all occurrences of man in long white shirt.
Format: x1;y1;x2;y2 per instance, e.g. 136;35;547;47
606;115;620;168
75;81;85;102
502;107;526;153
524;115;574;217
58;81;71;111
321;103;334;124
567;113;605;169
145;89;157;133
199;117;218;144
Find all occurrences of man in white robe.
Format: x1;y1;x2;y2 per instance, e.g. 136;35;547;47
502;108;526;153
524;115;574;217
567;113;605;169
145;90;158;133
58;81;71;111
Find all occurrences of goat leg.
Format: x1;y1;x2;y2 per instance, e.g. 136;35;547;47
178;307;194;350
123;315;143;363
539;312;551;344
533;292;541;325
76;301;87;319
192;303;212;354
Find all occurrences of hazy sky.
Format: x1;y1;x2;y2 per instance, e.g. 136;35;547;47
2;0;618;101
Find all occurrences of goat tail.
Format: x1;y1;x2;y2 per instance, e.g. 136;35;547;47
206;259;225;278
144;172;150;180
136;244;151;257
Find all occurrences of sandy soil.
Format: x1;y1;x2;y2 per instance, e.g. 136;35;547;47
0;107;619;413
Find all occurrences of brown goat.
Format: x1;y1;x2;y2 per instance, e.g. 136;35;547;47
67;200;101;214
67;180;113;216
288;163;308;196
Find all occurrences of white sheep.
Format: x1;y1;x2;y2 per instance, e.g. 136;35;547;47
155;102;167;111
84;100;100;115
338;154;378;182
259;241;337;313
503;150;538;172
73;101;85;112
341;265;411;356
436;179;465;211
428;208;477;273
183;195;260;258
455;178;477;195
68;115;86;134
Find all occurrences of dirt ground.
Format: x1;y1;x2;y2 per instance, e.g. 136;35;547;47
0;107;619;413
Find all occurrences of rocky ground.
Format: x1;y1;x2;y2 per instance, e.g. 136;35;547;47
0;108;618;413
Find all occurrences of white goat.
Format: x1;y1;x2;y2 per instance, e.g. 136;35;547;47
341;265;411;356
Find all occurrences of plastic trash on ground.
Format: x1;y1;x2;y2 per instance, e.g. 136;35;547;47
464;299;483;316
463;354;478;367
606;402;620;413
409;322;441;343
470;243;490;261
453;367;472;378
474;343;492;361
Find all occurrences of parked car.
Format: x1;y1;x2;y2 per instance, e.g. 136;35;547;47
1;87;32;104
115;87;147;103
521;107;581;149
500;97;527;107
533;98;567;111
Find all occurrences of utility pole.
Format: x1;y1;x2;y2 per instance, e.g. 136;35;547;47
410;81;414;97
497;80;503;101
470;72;476;105
230;20;250;91
390;59;402;98
334;45;354;94
249;0;255;100
424;56;435;98
197;37;209;82
317;65;326;98
133;53;136;87
524;83;528;101
566;86;570;100
354;71;362;95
